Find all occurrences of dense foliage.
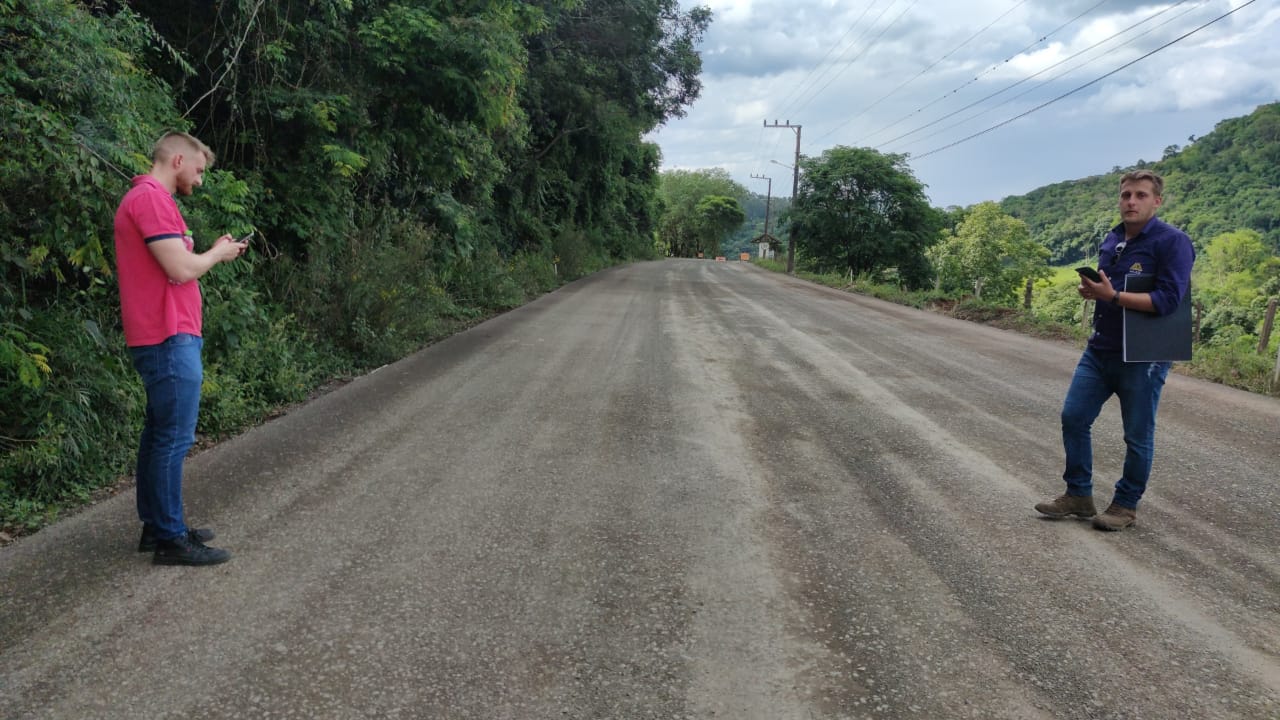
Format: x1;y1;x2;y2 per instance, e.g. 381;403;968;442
0;0;710;530
1005;104;1280;371
1001;103;1280;264
929;202;1050;303
786;146;941;288
726;189;790;257
751;105;1277;396
657;168;748;257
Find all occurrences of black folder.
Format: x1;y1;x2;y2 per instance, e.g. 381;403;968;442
1122;274;1192;362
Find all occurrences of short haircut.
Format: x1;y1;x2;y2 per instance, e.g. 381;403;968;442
151;131;215;167
1120;169;1163;198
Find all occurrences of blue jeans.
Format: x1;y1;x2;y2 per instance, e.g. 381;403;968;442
129;333;202;540
1061;347;1170;509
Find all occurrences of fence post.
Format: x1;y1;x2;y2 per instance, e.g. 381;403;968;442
1258;298;1277;355
1274;336;1280;389
1194;301;1203;345
1024;277;1033;309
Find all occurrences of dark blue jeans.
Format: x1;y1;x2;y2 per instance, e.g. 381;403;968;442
129;333;202;540
1061;347;1170;510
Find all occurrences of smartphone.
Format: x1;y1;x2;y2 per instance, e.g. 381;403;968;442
236;232;254;247
1075;266;1102;283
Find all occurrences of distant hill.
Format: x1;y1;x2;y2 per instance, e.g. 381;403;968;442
725;191;792;256
999;102;1280;264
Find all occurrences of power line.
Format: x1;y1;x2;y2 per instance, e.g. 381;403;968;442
860;0;1112;144
787;0;921;120
814;0;1029;144
754;1;886;175
880;0;1205;151
911;0;1259;161
769;1;885;122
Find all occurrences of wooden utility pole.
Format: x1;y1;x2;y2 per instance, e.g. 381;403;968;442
764;119;801;274
1258;298;1277;354
749;173;772;254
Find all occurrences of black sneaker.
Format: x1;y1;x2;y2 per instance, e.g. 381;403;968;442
138;526;216;553
152;533;231;566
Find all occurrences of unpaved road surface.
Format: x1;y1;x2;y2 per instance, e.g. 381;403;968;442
2;259;1278;719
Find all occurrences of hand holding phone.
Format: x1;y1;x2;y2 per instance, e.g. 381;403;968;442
1075;266;1102;283
238;231;254;244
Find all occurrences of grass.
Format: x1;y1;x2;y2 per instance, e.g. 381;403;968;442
752;259;1279;397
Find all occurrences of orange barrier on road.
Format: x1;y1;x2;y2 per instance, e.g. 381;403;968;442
740;253;750;261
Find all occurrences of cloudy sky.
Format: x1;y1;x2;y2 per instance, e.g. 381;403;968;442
647;0;1280;208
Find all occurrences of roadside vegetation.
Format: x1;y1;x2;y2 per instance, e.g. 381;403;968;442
4;1;1275;538
670;104;1280;399
1;0;711;534
753;251;1279;397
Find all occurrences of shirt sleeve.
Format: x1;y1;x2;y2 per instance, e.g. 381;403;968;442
1149;230;1195;317
132;189;187;243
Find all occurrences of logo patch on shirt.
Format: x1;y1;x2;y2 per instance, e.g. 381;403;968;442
1129;262;1143;273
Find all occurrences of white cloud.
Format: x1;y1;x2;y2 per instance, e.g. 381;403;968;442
652;0;1279;207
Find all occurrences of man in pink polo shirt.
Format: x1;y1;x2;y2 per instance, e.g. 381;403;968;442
115;131;247;566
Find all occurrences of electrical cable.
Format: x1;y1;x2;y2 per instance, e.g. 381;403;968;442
880;0;1204;151
786;0;920;120
813;0;1029;144
911;0;1259;161
769;1;884;122
860;0;1111;144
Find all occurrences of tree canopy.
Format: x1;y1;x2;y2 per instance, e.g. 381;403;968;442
0;0;712;529
657;168;747;257
1001;102;1280;263
928;202;1049;302
787;146;941;288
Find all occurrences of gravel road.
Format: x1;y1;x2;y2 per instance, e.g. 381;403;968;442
2;258;1278;719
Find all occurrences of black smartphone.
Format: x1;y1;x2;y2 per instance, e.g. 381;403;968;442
1075;266;1101;283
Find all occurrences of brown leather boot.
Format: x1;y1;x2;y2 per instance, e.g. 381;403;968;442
1034;493;1097;519
1092;503;1137;531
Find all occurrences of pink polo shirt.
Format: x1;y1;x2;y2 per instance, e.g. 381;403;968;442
114;175;202;347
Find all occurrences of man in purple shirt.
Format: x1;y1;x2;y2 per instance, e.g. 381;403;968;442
1035;170;1195;531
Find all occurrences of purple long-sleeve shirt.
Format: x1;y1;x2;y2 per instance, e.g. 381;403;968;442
1087;216;1195;353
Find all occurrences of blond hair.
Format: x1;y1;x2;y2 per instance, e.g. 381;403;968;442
1120;169;1163;198
152;131;215;167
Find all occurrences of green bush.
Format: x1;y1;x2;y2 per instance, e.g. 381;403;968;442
507;250;561;298
552;227;609;279
293;208;472;365
200;310;332;436
1033;269;1093;326
0;300;141;529
1188;334;1278;395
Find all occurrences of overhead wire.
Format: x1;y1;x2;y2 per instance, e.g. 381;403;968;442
860;0;1112;144
750;0;884;177
880;0;1206;151
910;0;1260;161
785;0;920;120
758;0;917;176
813;0;1029;144
768;1;884;123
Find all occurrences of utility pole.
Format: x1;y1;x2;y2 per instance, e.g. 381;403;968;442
764;119;801;274
749;173;772;257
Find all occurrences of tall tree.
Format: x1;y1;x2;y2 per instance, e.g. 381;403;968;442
693;196;745;257
928;202;1049;303
657;168;747;257
788;146;940;288
497;0;711;261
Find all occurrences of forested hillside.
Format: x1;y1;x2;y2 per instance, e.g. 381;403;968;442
1001;102;1280;264
0;0;711;530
